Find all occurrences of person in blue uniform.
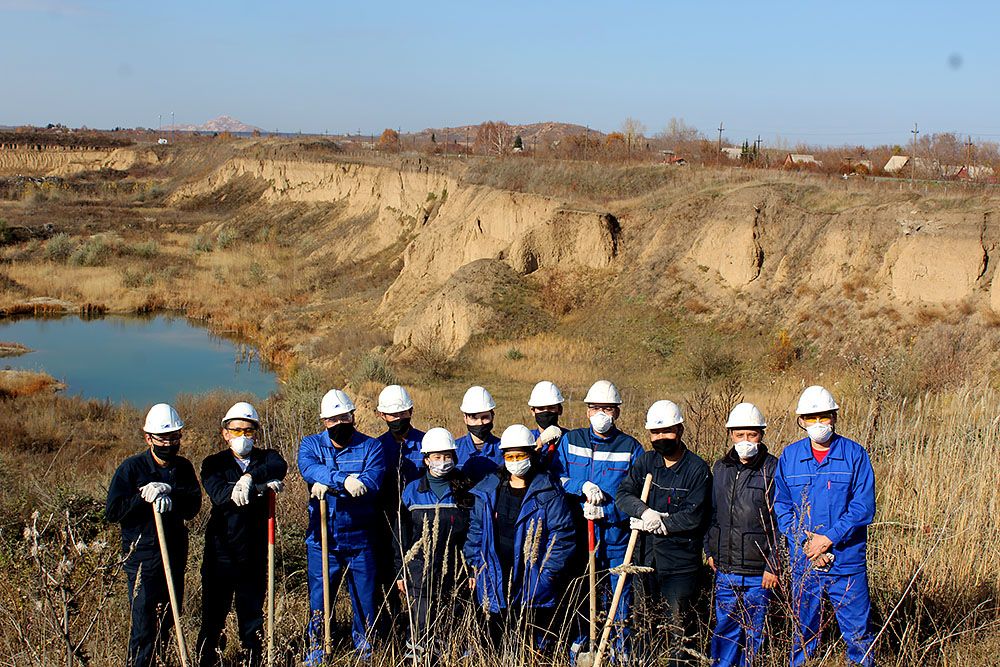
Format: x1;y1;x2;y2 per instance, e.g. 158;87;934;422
549;380;645;662
106;403;202;667
394;427;474;660
196;401;288;667
298;389;386;664
454;385;503;485
527;380;566;471
464;424;576;651
775;386;875;667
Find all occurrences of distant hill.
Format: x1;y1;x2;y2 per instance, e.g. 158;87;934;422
163;115;263;134
410;121;605;147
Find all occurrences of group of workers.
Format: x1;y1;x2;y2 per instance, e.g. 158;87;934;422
106;379;876;667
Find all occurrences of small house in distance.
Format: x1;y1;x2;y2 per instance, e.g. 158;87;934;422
720;147;743;161
784;153;821;169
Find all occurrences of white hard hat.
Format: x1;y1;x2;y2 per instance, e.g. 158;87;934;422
377;385;414;413
645;400;684;429
460;385;496;414
725;402;766;429
500;424;536;450
584;380;622;405
222;401;260;426
796;386;839;415
144;403;184;434
528;380;564;407
421;427;457;454
320;389;356;419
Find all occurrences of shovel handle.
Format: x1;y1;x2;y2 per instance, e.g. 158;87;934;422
593;473;653;667
588;519;597;649
154;510;191;667
266;490;276;667
319;494;332;656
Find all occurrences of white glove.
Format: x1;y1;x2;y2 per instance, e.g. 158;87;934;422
231;475;253;507
344;474;368;498
629;516;644;531
310;482;329;499
153;495;173;513
583;502;605;521
582;481;607;505
640;508;668;535
266;479;284;493
538;425;562;445
140;482;171;503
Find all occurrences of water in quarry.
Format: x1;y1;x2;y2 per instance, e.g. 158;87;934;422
0;314;277;406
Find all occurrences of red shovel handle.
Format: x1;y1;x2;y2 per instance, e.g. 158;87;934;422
267;490;276;545
588;518;596;551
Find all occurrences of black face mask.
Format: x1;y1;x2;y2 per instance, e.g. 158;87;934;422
534;412;559;430
327;423;355;447
467;423;494;441
387;418;411;436
152;443;180;463
651;437;681;457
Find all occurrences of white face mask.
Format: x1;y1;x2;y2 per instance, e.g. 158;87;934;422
806;423;833;444
734;440;758;459
427;460;455;477
505;458;532;477
230;436;253;458
590;412;613;434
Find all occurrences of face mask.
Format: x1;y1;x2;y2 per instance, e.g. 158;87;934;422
327;423;354;446
589;412;613;434
387;418;411;436
229;435;253;458
505;458;532;477
427;460;455;477
734;440;758;459
651;436;681;457
152;443;179;463
467;423;494;441
534;412;559;430
806;423;833;444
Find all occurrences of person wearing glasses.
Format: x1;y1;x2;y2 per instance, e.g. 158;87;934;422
464;424;576;651
298;389;386;664
775;386;876;667
549;380;644;663
106;403;202;667
196;402;288;667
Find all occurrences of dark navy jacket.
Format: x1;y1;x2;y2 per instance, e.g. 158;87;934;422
200;447;288;565
464;471;576;613
394;470;474;592
551;426;644;525
106;449;202;557
705;446;779;576
774;434;876;575
298;429;385;550
455;432;503;485
616;447;711;574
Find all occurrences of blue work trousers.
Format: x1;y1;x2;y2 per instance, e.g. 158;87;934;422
712;572;770;667
790;569;873;667
305;543;377;658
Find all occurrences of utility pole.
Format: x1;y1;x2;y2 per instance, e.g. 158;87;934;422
965;135;974;167
171;111;175;142
717;122;725;166
755;134;762;164
910;122;919;187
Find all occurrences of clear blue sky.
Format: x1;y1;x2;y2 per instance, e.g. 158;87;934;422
3;0;999;146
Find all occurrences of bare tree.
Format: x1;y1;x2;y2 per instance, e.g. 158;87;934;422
620;117;647;157
475;121;516;156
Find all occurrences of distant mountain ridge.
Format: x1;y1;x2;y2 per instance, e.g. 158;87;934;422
163;115;263;133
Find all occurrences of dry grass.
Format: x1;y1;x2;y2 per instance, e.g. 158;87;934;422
0;369;64;397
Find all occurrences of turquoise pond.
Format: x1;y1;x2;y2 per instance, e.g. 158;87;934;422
0;314;278;406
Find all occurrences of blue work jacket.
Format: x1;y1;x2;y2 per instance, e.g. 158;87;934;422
463;472;576;613
551;426;644;525
298;429;385;550
774;434;876;575
455;432;503;485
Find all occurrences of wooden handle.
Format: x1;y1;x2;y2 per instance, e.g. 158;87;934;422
588;519;598;649
319;494;332;656
593;473;653;667
153;510;190;667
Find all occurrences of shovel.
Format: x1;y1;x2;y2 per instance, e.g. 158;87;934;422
319;493;332;657
266;489;276;667
592;473;653;667
575;519;600;667
153;510;191;667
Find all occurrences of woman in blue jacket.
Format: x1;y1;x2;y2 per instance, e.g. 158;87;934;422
464;424;576;652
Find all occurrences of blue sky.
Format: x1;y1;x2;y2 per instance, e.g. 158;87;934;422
3;0;999;146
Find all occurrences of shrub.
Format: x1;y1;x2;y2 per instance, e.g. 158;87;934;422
505;347;524;360
130;240;159;259
192;234;213;253
43;233;75;262
69;238;110;266
120;268;143;288
217;228;237;250
352;352;398;386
